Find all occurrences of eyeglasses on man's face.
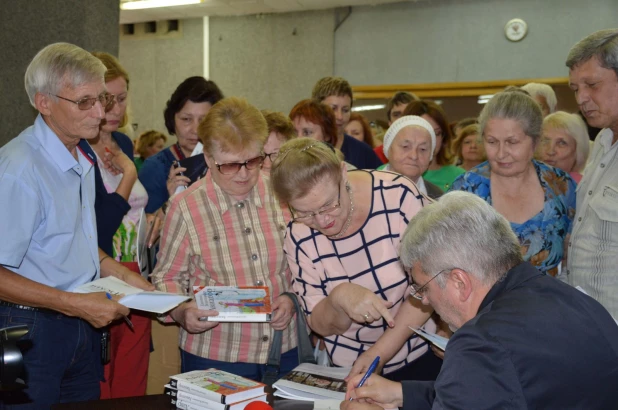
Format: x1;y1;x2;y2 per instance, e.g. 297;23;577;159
290;183;342;223
214;155;265;175
53;92;113;111
409;269;452;300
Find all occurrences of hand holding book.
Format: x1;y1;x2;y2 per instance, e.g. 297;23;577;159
170;299;220;334
270;294;295;330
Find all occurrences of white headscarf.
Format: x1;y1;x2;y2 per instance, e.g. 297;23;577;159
383;115;436;161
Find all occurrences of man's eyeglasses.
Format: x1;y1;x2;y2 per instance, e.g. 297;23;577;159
410;269;452;300
214;155;265;175
290;183;342;223
54;93;113;111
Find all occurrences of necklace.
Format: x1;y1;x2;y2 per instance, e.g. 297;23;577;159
330;182;354;239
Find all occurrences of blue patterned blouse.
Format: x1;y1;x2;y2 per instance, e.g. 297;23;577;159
451;160;576;276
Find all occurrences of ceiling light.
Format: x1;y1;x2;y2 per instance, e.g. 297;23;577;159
121;0;202;10
352;104;386;112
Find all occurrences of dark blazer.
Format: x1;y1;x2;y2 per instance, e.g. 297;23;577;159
93;132;133;256
340;134;383;170
424;179;443;200
402;262;618;410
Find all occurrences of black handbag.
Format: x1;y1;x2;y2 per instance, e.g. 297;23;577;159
262;292;316;386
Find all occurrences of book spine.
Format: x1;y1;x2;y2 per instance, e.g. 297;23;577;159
176;398;218;410
177;389;227;410
209;314;270;322
175;379;226;404
164;385;177;398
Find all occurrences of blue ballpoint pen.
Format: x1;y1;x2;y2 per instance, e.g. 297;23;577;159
105;292;134;330
350;356;380;401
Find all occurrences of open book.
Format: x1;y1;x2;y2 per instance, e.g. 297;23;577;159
410;327;449;351
74;276;190;314
273;363;350;401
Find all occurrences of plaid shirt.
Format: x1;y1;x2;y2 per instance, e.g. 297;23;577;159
286;170;436;373
152;172;297;363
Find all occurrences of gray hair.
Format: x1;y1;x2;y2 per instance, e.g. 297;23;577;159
542;111;590;173
400;191;522;287
566;29;618;77
479;91;543;145
24;43;106;108
521;83;557;114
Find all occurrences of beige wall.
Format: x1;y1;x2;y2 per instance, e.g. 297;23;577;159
209;10;335;114
119;18;204;142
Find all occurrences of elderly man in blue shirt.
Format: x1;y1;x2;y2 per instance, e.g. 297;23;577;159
0;43;153;408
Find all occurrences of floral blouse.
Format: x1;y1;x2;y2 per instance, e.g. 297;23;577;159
451;160;576;276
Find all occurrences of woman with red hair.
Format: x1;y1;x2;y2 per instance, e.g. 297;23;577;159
289;99;339;146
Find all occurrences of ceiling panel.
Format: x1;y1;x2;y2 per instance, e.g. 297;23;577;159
120;0;414;23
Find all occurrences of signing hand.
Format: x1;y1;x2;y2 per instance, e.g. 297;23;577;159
332;283;394;327
340;401;383;410
271;295;295;330
167;162;190;196
346;349;384;381
345;373;403;409
170;300;219;334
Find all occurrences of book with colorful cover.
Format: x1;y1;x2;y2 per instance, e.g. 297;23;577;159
165;385;268;410
193;286;272;322
168;369;266;404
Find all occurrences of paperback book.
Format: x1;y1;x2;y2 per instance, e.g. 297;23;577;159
410;327;449;351
169;369;266;404
74;276;190;314
273;363;350;401
193;286;272;322
165;385;267;410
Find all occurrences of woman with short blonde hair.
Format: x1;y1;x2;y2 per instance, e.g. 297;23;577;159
153;97;298;380
539;111;590;183
134;130;167;171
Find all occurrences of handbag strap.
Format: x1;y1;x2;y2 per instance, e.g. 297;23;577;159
262;292;316;386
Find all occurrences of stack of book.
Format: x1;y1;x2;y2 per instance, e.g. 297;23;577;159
165;369;268;410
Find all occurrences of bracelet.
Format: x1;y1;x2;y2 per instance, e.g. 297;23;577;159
99;255;110;265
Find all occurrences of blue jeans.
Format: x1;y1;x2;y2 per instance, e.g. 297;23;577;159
180;347;299;382
0;306;101;409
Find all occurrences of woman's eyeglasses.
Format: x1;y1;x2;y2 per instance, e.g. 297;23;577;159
214;155;265;175
290;184;342;222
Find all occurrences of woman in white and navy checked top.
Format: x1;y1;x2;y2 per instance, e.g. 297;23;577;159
271;138;441;382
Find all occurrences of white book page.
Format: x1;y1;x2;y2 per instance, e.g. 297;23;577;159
74;276;144;296
410;327;449;351
74;277;190;314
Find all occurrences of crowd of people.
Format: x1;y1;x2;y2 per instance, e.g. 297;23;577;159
1;27;618;410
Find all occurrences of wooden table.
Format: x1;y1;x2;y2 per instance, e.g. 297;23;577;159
52;394;316;410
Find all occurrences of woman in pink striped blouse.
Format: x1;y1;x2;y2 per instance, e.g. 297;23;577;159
271;138;441;383
151;97;298;381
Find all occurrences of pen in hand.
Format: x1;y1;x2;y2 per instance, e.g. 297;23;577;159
350;356;380;401
105;292;134;331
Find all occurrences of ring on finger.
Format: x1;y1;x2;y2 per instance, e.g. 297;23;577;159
363;313;371;322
